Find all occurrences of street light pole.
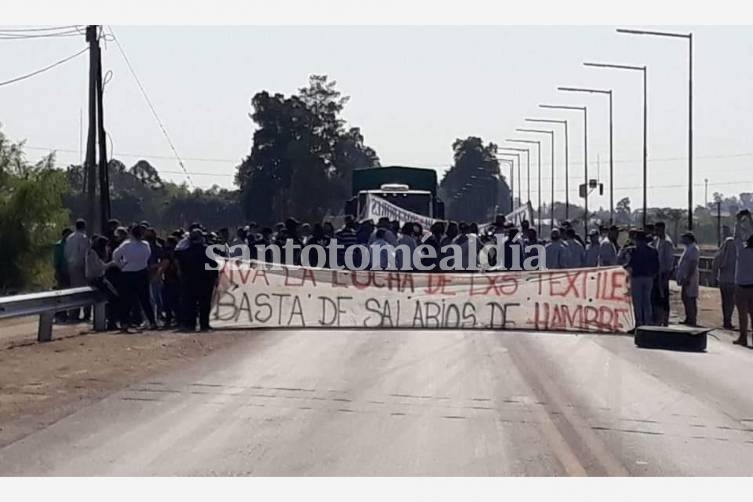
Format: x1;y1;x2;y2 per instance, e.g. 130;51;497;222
617;28;693;230
539;104;588;237
497;152;520;210
525;118;569;220
500;158;514;213
507;139;542;234
517;128;555;230
584;61;648;228
500;147;529;205
556;87;614;224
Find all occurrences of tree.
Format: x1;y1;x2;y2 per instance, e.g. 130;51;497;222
0;131;69;293
64;159;244;230
236;75;379;225
440;137;510;222
615;196;632;225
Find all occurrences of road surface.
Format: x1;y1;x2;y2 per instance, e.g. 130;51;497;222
2;329;753;475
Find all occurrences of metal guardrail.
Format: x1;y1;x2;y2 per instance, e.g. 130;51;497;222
673;253;715;287
0;287;107;342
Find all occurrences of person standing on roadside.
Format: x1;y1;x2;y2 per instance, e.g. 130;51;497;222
177;230;219;332
65;219;90;322
53;227;73;322
599;225;620;267
626;230;660;329
733;210;753;346
676;231;700;326
85;236;121;330
650;221;675;326
159;236;181;328
144;227;164;323
112;225;157;331
545;229;567;269
424;221;446;271
712;225;737;330
584;230;600;267
562;227;585;268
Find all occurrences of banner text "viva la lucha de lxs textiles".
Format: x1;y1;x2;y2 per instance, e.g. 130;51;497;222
212;261;634;333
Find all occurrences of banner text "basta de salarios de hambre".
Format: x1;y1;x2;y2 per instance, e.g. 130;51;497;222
212;261;634;333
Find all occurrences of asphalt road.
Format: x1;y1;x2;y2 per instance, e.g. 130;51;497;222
2;329;753;476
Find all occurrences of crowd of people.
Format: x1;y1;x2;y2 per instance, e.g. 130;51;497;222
54;218;219;333
50;209;753;342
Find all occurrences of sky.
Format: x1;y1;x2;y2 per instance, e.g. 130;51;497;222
1;25;753;211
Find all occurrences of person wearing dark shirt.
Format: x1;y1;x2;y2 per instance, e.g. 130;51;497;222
424;221;446;271
335;215;358;269
159;236;181;327
626;230;660;329
176;230;219;332
53;228;73;322
145;227;164;322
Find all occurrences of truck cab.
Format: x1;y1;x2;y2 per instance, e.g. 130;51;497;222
345;166;445;220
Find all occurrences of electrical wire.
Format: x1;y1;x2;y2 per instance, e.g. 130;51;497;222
25;145;240;164
0;29;82;40
106;26;194;188
0;25;80;33
0;46;88;87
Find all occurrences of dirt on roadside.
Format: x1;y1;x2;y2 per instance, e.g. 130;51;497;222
0;330;245;448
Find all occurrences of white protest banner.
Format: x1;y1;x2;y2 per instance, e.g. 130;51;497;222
362;194;437;229
364;194;533;229
213;261;634;333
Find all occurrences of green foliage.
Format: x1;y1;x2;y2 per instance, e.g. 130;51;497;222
236;75;380;225
64;159;244;231
439;136;510;222
0;130;69;293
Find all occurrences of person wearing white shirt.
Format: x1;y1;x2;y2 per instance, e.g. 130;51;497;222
676;231;700;326
112;225;156;330
64;218;90;321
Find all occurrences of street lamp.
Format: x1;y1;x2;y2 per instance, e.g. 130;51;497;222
497;153;519;210
583;61;647;228
499;147;528;205
499;158;514;213
617;28;693;231
524;118;568;220
507;139;542;234
556;87;613;224
517;128;555;230
539;104;589;237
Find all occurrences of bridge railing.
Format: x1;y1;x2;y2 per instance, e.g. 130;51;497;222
673;253;715;287
0;287;107;342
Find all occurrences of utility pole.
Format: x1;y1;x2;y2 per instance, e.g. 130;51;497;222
83;25;110;234
84;26;98;232
717;200;722;247
95;30;110;233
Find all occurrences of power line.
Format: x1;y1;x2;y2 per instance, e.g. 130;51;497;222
107;26;194;188
25;144;241;164
0;46;88;87
0;28;82;40
0;25;80;33
23;143;753;188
